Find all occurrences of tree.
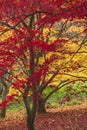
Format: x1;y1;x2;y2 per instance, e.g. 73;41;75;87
0;0;87;130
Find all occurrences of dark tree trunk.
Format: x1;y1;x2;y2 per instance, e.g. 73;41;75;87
27;114;36;130
24;97;37;130
0;107;6;118
0;89;7;118
37;100;46;113
0;81;9;118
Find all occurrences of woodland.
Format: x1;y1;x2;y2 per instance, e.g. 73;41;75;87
0;0;87;130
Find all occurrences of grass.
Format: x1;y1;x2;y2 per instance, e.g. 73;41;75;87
45;81;87;108
7;100;25;112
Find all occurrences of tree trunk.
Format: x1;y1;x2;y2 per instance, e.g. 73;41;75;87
27;114;36;130
23;97;37;130
37;100;46;113
0;89;8;118
0;83;9;118
0;107;6;118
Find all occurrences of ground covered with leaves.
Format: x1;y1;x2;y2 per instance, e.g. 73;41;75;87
0;104;87;130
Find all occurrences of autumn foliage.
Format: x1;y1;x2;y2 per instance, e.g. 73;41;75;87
0;0;87;130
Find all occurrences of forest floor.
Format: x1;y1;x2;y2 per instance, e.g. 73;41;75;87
0;104;87;130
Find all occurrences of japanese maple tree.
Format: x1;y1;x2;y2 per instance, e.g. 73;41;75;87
0;0;87;130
